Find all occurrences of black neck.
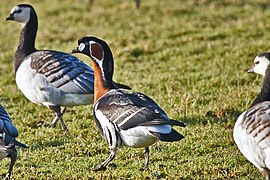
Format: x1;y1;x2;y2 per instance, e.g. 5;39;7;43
250;66;270;107
14;10;37;72
102;62;115;89
101;45;116;89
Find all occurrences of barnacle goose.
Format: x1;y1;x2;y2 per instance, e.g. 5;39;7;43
72;36;185;171
5;4;130;130
234;52;270;179
0;104;27;180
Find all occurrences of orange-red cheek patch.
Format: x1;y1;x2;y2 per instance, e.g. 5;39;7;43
91;43;104;60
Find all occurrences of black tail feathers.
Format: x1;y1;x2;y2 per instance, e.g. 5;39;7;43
150;129;184;142
14;140;28;148
170;120;186;127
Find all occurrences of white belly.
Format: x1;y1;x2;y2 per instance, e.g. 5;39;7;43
120;125;171;148
120;127;158;148
16;58;63;106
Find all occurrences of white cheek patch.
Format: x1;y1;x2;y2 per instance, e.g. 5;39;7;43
11;6;31;25
253;56;270;77
78;43;85;52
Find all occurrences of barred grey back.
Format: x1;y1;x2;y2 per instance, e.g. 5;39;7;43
29;50;94;94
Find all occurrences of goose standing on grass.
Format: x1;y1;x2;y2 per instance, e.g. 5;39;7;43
0;104;27;180
71;36;185;171
5;4;130;131
234;52;270;179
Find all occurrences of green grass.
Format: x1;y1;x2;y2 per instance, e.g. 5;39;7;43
0;0;269;179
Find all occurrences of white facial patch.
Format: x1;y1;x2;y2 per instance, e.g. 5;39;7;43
89;41;96;45
89;40;105;79
78;43;85;52
10;6;31;25
253;56;270;77
89;41;96;56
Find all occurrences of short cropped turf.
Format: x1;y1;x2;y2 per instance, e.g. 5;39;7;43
0;0;269;179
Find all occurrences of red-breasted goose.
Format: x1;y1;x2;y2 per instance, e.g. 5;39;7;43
5;4;130;131
234;52;270;179
0;104;27;180
72;36;185;171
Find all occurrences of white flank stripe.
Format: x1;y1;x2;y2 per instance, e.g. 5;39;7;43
118;107;147;127
113;108;134;123
95;106;121;149
95;108;111;127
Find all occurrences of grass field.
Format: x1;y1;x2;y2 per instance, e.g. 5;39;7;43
0;0;269;179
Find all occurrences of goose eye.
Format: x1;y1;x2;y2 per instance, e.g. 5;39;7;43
15;9;22;13
12;9;22;15
255;61;259;65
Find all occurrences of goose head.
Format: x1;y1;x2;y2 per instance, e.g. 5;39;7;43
72;36;114;87
5;4;34;26
72;36;108;67
248;53;270;77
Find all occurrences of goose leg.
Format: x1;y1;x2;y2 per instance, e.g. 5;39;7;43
49;115;59;128
49;106;68;131
261;168;270;180
93;149;117;171
57;114;68;131
140;147;149;171
5;149;17;180
61;107;66;115
88;0;94;5
134;0;141;9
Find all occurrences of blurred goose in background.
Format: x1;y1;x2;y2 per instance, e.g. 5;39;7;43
79;0;141;9
134;0;141;9
0;104;27;180
5;4;130;131
72;36;185;171
234;52;270;179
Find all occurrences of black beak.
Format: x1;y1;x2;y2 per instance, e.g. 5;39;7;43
71;48;79;53
248;63;255;73
5;15;14;21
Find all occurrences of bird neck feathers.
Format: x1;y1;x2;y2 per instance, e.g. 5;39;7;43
250;65;270;107
93;62;110;103
14;10;37;73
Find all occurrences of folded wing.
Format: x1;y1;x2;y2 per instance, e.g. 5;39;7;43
242;101;270;149
95;89;184;130
29;50;95;94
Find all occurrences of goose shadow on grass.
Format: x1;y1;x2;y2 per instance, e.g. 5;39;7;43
178;107;242;127
30;140;65;150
